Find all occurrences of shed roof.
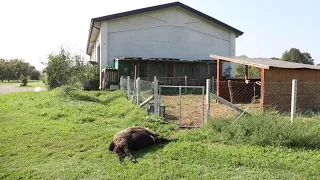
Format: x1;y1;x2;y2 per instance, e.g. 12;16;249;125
210;55;320;70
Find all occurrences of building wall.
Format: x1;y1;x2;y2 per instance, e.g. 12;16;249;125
102;7;236;76
99;22;108;88
90;30;101;62
263;68;320;111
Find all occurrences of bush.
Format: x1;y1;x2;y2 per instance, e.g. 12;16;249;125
20;75;28;86
82;63;100;91
206;114;320;149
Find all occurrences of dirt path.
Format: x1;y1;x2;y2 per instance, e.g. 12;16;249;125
0;82;40;95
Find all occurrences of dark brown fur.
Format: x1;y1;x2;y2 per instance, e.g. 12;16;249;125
109;127;170;164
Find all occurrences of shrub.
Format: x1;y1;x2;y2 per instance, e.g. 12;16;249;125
20;75;28;86
82;63;100;91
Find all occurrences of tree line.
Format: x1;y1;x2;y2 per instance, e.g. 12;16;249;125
236;48;316;78
0;58;41;82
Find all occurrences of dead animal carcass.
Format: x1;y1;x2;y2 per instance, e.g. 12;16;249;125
108;127;171;164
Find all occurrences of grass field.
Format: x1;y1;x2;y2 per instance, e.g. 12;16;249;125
1;89;320;179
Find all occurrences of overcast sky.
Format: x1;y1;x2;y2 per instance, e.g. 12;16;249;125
1;0;319;70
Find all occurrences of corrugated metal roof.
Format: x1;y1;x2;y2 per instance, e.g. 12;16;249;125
210;55;320;70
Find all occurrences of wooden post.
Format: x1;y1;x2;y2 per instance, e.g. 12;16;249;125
245;65;248;80
260;69;265;110
136;77;141;105
206;79;211;124
291;79;297;122
228;80;234;103
217;59;222;97
139;95;154;107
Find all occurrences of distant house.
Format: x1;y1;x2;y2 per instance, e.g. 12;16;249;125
86;1;243;88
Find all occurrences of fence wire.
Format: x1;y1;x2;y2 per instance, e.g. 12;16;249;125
296;82;320;114
159;86;204;127
210;80;320;119
140;80;154;102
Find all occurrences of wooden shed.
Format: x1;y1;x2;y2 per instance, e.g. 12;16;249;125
114;57;217;86
210;55;320;112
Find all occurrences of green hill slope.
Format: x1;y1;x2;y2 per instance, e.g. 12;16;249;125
0;89;319;179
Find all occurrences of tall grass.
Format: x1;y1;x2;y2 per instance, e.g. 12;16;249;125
177;113;320;149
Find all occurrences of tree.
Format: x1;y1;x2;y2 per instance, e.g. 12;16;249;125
0;57;40;82
43;45;88;92
0;59;6;82
30;69;41;80
235;55;260;78
281;48;314;65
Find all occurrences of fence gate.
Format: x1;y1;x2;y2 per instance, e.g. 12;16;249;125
159;85;205;128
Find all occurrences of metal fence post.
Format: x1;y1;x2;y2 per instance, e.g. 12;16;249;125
206;79;211;124
154;77;159;115
136;77;141;105
120;76;124;91
211;76;215;94
127;76;131;100
291;79;297;122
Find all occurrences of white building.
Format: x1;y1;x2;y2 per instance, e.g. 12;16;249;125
86;1;243;87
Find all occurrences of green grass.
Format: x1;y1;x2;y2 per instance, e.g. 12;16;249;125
0;89;320;179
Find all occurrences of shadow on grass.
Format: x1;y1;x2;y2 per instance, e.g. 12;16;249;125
70;92;123;106
130;141;174;162
164;114;179;121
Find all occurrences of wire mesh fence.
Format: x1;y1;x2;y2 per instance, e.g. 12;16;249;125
119;76;134;100
208;80;260;119
296;82;320;114
159;86;180;123
119;76;320;124
210;80;320;120
159;86;205;127
140;79;154;102
263;82;292;112
180;86;205;127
